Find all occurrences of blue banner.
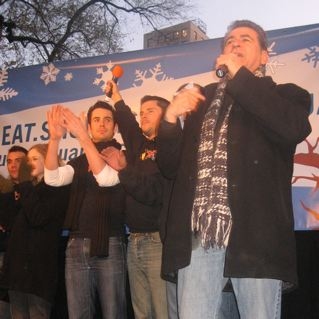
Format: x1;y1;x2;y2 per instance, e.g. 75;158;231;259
1;23;319;230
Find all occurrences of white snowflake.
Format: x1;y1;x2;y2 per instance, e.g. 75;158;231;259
93;61;114;91
64;73;73;81
133;63;174;87
266;41;285;74
40;63;60;85
0;68;18;102
0;68;8;87
268;41;277;56
267;59;286;74
0;87;18;101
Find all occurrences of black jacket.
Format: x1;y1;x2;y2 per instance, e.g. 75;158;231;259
0;188;20;252
3;180;69;303
157;67;312;285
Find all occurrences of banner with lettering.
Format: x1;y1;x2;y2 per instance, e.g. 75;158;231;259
1;23;319;230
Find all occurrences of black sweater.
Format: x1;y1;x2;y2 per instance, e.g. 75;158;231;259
115;100;164;233
64;140;126;256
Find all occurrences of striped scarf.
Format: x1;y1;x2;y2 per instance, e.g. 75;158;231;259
192;66;266;249
191;77;232;249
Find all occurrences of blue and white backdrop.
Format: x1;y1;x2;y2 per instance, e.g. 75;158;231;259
1;23;319;230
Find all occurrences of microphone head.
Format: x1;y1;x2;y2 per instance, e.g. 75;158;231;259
112;65;124;80
216;65;228;78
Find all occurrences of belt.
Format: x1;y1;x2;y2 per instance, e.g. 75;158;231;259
129;231;158;238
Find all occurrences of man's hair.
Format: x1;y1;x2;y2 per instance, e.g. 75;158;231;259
222;20;268;51
175;83;205;95
140;95;170;112
87;101;115;124
8;145;28;155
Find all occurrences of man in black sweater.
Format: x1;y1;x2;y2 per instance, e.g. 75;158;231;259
104;82;175;319
45;102;127;319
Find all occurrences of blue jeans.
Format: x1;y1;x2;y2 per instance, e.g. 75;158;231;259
166;280;179;319
65;237;127;319
177;246;282;319
127;231;168;319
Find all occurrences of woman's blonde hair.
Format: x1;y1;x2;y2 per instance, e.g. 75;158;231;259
28;143;64;166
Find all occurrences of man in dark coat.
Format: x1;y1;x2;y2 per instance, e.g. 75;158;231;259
0;145;29;319
156;20;312;319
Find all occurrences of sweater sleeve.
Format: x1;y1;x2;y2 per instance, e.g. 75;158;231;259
93;164;120;187
156;120;183;179
44;165;74;186
114;100;144;162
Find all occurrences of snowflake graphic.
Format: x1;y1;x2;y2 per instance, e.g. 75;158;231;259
266;41;285;74
64;73;73;81
268;41;277;56
133;63;173;87
302;46;319;68
40;63;60;85
0;68;18;102
93;61;114;91
267;59;286;74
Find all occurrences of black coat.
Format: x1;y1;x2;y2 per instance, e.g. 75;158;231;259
3;180;69;303
157;67;312;285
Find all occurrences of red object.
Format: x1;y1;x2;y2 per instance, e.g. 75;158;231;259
112;65;124;80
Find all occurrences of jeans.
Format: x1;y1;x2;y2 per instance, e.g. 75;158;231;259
177;246;282;319
218;291;240;319
65;237;127;319
166;280;179;319
9;290;51;319
127;231;168;319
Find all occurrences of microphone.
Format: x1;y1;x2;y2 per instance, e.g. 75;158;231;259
216;65;228;78
106;65;124;97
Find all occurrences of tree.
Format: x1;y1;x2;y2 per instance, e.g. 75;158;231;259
0;0;193;68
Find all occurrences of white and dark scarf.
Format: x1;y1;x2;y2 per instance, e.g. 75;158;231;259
192;66;265;249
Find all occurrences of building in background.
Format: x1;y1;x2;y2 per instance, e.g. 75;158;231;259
143;19;209;49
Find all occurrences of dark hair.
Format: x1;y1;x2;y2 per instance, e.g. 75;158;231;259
140;95;170;111
87;101;115;124
175;83;205;95
222;20;268;51
8;145;28;155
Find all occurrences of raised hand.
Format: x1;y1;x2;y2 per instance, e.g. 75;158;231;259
47;105;67;141
165;85;205;123
100;146;127;171
62;108;89;141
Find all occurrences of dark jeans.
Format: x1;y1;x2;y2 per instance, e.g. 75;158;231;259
65;237;127;319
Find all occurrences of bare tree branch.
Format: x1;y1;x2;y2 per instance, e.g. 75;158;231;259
0;0;194;68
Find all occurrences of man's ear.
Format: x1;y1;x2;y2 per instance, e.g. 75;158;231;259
87;124;92;139
114;123;119;135
261;49;269;65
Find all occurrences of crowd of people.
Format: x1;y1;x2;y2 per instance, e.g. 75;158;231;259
0;20;312;319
